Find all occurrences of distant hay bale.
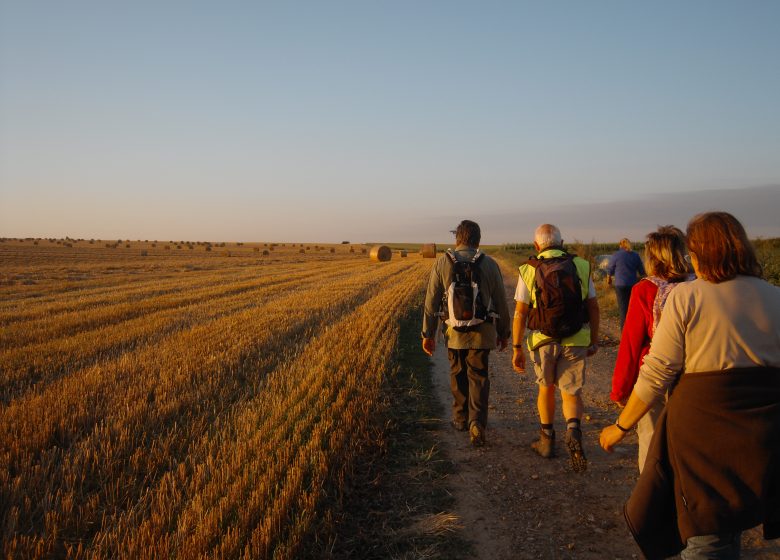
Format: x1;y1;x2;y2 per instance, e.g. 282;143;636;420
400;249;407;257
370;245;392;262
262;250;269;256
330;248;335;253
140;250;148;256
299;248;306;254
253;247;260;252
421;243;437;258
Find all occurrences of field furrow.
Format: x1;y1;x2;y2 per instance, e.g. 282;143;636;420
0;260;366;348
89;264;428;559
0;254;426;559
0;261;373;401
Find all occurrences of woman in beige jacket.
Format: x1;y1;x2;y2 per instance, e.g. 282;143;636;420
600;211;780;559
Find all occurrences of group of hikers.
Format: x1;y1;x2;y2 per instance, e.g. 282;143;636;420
420;212;780;559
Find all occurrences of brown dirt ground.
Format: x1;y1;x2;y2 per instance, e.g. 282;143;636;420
426;262;780;559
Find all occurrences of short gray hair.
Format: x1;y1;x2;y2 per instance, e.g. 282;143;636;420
534;224;562;250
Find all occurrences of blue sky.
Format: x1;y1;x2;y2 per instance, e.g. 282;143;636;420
1;1;779;243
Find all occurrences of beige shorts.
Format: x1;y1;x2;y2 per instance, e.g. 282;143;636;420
530;343;587;396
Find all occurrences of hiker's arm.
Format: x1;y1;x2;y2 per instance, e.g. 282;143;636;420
512;301;529;373
422;260;444;337
586;295;600;356
493;263;511;351
422;259;444;355
599;390;652;452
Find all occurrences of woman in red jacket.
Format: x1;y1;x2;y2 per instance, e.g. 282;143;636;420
609;225;691;472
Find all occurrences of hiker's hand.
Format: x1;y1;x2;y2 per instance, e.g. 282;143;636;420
497;338;508;352
422;337;435;356
587;343;599;356
599;424;628;453
512;347;526;373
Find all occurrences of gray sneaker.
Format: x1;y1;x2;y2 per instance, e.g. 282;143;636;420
565;427;587;473
531;430;555;458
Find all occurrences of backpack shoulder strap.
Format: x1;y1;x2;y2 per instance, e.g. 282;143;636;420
445;248;457;264
525;255;542;269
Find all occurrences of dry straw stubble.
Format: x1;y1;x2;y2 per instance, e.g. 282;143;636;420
0;241;429;559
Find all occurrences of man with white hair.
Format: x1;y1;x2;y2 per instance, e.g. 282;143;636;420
512;224;600;472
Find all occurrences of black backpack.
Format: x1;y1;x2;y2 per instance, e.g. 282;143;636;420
526;253;588;339
442;249;492;331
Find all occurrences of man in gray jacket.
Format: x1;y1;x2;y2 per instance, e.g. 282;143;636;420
421;220;510;446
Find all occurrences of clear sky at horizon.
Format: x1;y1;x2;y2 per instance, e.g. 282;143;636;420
2;1;779;243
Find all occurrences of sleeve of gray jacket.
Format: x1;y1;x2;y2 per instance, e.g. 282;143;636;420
634;288;687;405
422;257;445;338
490;258;511;339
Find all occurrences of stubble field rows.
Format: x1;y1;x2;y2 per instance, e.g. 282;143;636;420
0;241;429;559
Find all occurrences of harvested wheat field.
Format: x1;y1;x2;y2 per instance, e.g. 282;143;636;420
4;239;780;560
0;239;430;558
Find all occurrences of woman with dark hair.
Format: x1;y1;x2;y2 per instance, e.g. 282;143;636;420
600;212;780;559
609;225;691;472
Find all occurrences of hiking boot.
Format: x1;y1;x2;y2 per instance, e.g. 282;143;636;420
565;427;587;473
451;420;467;432
531;430;555;458
470;422;485;447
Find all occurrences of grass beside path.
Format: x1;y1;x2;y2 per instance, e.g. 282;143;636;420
302;303;471;559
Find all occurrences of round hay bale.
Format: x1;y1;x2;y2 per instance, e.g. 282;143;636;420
399;249;408;257
370;245;392;262
420;243;437;258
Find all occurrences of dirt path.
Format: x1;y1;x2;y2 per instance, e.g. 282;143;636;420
427;260;780;559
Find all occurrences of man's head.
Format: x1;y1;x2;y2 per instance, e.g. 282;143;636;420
533;224;562;252
619;238;632;251
455;220;481;248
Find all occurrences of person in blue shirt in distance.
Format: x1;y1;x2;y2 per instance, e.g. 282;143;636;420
607;238;646;333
